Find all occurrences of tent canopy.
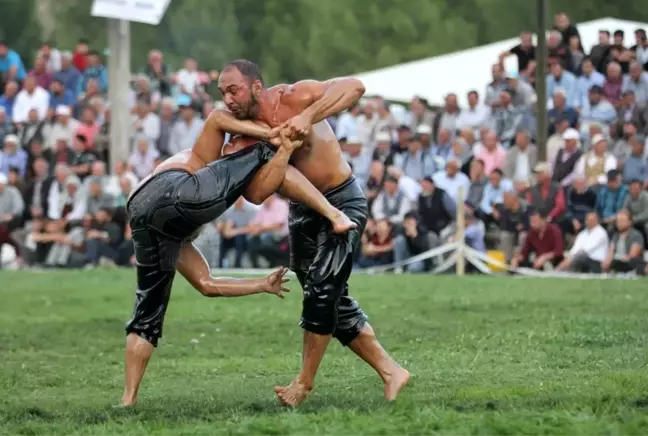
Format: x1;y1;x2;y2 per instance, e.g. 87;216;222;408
353;18;648;106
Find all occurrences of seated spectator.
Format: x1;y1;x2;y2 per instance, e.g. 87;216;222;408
372;176;412;225
76;107;100;146
623;179;648;241
573;134;618;187
504;72;536;110
612;121;641;162
78;50;108;95
579;86;616;140
393;133;436;181
503;130;537;184
614;91;648;138
491;90;524;146
511;211;564;270
70;134;99;181
169;96;204;154
495;191;531;262
601;209;645;273
526;162;565;223
385;166;420;201
365;160;385;210
622;138;648;184
432;95;459;146
567;36;584;77
547;62;579;109
0;217;22;267
596;169;628;231
475;130;506;176
372;131;395;166
41;215;88;268
392;211;433;273
552;128;583;187
0;172;24;231
54;51;81;98
576;57;605;108
466;159;487;208
247;194;289;268
558;176;597;236
484;63;507;110
131;100;160;144
50;138;74;168
22;158;53;221
456;90;491;133
556;211;609;273
219;196;257;268
0;81;19;121
417;176;455;242
17;109;45;150
105;159;139;198
449;137;472;172
546;117;569;165
621;61;648;107
547;89;578;136
463;209;486;254
342;136;371;188
13;76;49;123
83;177;116;217
84;208;124;267
55;174;85;222
603;62;623;106
0;134;28;178
43;105;80;151
129;136;160;180
48;79;74;117
357;218;394;268
477;169;513;226
114;177;132;208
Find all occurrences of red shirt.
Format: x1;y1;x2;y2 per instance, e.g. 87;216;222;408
519;223;564;261
73;51;88;72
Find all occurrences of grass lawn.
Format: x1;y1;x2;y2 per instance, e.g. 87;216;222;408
1;270;647;435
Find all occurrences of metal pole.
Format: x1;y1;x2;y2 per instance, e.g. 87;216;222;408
108;19;131;173
535;0;548;161
455;186;465;276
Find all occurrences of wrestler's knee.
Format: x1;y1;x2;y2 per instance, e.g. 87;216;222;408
300;283;340;335
333;295;368;346
125;325;161;347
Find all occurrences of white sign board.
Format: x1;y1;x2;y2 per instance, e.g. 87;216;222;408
91;0;171;25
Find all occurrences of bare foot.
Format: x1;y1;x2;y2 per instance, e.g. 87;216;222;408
120;395;136;408
330;211;357;234
384;367;410;401
274;381;313;407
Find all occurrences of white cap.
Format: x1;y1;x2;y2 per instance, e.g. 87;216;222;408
562;128;579;140
375;131;392;143
533;161;551;173
591;134;607;146
56;105;71;116
0;173;7;184
415;125;432;135
3;134;18;144
346;136;362;145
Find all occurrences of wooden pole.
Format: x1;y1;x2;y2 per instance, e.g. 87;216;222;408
455;186;465;276
535;0;548;161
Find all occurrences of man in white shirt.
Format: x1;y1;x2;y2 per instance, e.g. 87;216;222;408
456;91;490;135
175;58;201;96
556;211;609;273
12;76;49;123
433;158;471;202
43;105;80;150
131;101;160;144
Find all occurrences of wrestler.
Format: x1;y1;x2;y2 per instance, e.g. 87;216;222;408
217;59;410;407
121;110;355;407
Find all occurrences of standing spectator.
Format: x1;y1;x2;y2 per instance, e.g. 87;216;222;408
622;61;648;107
603;62;624;107
373;98;398;144
73;39;89;73
554;13;581;53
129;136;160;180
457;90;490;134
0;172;24;231
622;138;648;184
175;57;201;97
546;62;578;108
496;191;531;263
623;179;648;240
547;89;578;135
43;105;80;151
614;91;648;138
417;176;455;243
78;51;108;95
169;95;204;154
393;211;432;273
0;135;28;178
432;93;461;141
0;41;27;82
156;98;176;158
505;72;536;110
590;30;612;73
48;79;75;116
393;133;435;181
131;101;160;144
601;209;645;273
372;176;412;225
219;196;258;268
357;219;394;268
247;195;289;268
432;158;471;203
596;169;628;231
484;64;507;109
567;36;585;75
12;76;49;123
475;130;506;176
576;57;605;108
54;52;81;98
556;211;609;273
142;50;171;98
336;103;363;141
342;137;372;188
499;32;536;79
39;42;62;73
0;81;18;119
558;176;598;236
552;128;583;187
503;130;537;183
526;162;565;222
511;212;564;271
478;168;513;226
29;57;52;90
574;134;618;187
406;96;434;133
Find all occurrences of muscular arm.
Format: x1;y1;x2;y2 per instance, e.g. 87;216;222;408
289;77;366;124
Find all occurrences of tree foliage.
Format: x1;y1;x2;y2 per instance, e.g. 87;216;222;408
3;0;648;84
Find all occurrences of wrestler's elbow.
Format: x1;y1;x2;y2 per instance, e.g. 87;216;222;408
348;78;366;98
243;188;268;205
197;278;224;297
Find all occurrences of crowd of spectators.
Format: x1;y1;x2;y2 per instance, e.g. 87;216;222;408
1;13;648;276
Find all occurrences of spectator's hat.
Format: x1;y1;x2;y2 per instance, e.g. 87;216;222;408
533;162;551;173
415;125;432;136
562;128;579;141
3;134;18;145
0;173;7;185
346;136;362;145
375;131;391;143
56;105;71;117
176;94;192;108
591;133;606;146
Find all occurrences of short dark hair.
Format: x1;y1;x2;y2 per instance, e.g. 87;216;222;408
607;169;621;180
223;59;264;86
599;30;610;36
491;168;504;177
614;29;625;37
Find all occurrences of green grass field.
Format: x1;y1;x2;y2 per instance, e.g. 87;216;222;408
1;270;648;435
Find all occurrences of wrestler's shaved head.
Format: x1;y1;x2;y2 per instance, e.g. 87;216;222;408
219;59;264;119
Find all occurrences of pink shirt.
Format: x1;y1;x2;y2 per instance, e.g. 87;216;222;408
76;123;100;146
251;197;289;232
477;146;507;175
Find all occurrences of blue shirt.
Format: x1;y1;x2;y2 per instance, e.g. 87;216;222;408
596;184;629;219
0;50;26;80
0;95;15;119
547;71;579;108
0;148;28;177
54;67;82;97
465;222;486;252
479;179;514;214
576;72;605;107
78;66;108;94
49;90;76;109
547;107;578;135
623;156;648;183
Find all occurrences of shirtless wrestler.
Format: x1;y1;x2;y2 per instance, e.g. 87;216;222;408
121;108;357;407
216;59;410;407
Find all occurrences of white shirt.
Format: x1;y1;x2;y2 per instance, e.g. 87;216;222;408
176;69;200;94
43;118;81;149
570;225;609;262
397;175;421;201
456;105;490;132
573;152;617;185
131;113;161;143
513;152;530;182
13;87;50;123
432;170;471;202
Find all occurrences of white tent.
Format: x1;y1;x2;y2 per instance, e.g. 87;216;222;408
353;18;648;106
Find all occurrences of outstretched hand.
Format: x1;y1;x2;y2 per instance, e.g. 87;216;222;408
261;266;291;299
